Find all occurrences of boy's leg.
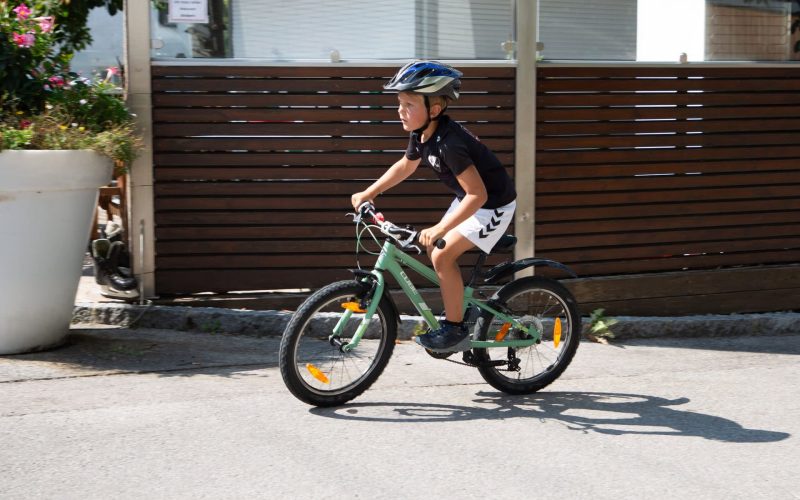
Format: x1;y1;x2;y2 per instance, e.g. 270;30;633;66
430;229;475;323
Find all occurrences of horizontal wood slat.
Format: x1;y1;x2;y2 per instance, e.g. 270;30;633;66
537;145;800;166
153;65;515;295
154;152;515;167
536;198;800;222
538;118;800;136
538;132;800;150
152;78;515;93
537;158;800;179
538;92;800;107
153;122;514;137
153;136;514;152
537;78;800;93
153;93;515;108
151;65;515;78
536;65;800;282
155;253;509;269
153;107;514;123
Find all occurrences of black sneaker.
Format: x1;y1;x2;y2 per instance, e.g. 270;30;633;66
416;321;470;352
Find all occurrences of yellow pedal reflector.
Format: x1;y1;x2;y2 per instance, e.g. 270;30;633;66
306;363;329;384
341;302;366;313
494;322;511;341
554;317;562;348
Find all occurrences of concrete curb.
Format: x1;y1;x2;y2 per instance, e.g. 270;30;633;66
73;302;800;340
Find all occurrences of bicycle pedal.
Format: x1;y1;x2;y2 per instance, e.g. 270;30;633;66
461;351;506;368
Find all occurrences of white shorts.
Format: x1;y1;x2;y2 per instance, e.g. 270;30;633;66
445;198;516;254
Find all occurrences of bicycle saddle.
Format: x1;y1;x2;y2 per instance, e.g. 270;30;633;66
488;234;516;254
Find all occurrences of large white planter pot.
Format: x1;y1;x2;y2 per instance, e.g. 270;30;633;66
0;150;112;354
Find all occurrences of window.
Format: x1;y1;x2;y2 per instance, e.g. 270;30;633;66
538;0;800;62
149;0;514;60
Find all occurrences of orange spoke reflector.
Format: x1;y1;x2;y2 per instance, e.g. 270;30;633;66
341;302;366;313
306;363;330;384
494;322;511;341
554;317;562;348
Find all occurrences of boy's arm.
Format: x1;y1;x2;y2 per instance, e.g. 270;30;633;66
418;165;488;246
351;155;420;209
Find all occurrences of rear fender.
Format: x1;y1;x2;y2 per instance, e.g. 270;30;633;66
482;258;577;284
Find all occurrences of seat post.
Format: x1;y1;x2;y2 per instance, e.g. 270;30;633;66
466;252;488;287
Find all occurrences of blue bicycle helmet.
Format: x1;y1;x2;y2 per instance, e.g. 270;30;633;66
384;60;462;100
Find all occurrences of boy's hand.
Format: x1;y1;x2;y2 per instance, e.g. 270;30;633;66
351;192;373;210
418;225;446;248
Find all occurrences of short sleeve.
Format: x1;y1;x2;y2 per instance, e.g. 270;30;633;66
405;134;421;160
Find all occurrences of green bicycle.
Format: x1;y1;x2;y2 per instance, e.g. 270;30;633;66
279;203;581;407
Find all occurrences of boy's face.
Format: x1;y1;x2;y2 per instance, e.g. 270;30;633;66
397;91;431;132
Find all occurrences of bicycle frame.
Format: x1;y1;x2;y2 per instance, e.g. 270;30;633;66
337;239;542;352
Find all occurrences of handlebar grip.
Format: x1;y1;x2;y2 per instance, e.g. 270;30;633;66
416;235;446;249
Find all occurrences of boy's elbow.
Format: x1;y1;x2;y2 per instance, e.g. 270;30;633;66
472;191;488;206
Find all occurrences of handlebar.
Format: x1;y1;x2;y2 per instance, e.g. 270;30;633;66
354;202;446;252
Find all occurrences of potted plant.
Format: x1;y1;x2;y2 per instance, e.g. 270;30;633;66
0;1;140;354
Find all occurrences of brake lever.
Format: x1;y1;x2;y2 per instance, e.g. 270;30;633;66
399;230;422;254
355;202;377;224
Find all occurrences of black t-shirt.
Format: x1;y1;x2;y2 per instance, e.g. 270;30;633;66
405;115;516;209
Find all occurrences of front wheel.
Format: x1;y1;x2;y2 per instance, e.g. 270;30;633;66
474;276;581;394
279;280;397;407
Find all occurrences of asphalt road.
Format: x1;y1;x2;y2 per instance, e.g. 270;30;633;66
1;326;798;499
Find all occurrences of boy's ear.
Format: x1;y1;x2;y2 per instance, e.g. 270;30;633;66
429;102;444;119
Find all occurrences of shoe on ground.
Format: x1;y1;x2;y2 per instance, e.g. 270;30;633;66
91;238;138;291
416;320;470;352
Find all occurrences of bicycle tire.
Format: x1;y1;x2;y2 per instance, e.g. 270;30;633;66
279;280;397;406
473;276;581;394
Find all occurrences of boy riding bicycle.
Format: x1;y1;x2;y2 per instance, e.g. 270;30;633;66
351;61;517;351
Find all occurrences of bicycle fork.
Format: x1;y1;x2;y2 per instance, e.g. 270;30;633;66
330;272;386;352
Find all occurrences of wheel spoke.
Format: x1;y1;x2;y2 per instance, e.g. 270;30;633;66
279;281;397;405
475;277;581;394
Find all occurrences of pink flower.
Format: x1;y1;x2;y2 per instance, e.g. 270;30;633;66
13;4;31;20
20;120;32;130
13;32;35;48
103;66;120;83
36;16;55;33
48;75;65;87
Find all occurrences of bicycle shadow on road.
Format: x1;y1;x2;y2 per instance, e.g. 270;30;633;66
311;391;790;443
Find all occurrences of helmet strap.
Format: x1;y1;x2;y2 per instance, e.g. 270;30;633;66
413;95;443;137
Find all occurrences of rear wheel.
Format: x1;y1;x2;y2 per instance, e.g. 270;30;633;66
279;280;397;407
474;277;581;394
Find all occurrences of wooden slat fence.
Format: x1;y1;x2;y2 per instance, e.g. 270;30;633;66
152;65;515;294
536;65;800;314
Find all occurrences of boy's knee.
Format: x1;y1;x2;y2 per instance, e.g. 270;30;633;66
431;248;456;270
